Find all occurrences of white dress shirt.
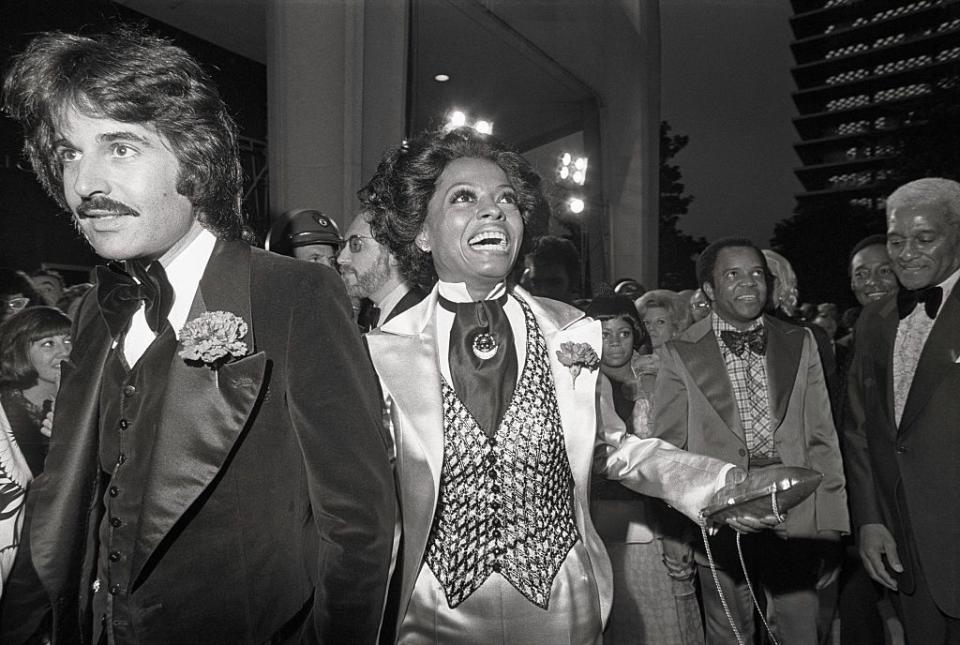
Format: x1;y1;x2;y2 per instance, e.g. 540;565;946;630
122;228;217;365
893;267;960;424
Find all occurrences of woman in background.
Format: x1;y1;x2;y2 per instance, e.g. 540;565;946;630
0;306;71;597
635;289;690;350
588;292;704;645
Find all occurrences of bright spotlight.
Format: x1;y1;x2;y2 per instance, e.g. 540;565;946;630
557;152;588;186
434;73;450;82
568;197;585;214
448;110;467;128
474;120;493;135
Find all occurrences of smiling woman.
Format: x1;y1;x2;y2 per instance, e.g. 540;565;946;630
0;307;71;600
0;306;72;476
362;128;752;645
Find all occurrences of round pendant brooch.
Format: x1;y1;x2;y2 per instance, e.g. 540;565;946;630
472;331;499;360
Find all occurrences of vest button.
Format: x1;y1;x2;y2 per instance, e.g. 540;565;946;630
123;385;137;397
491;501;501;511
490;484;501;495
896;445;906;454
119;419;129;430
117;453;126;465
487;468;497;479
109;584;121;595
109;486;119;497
492;529;501;539
738;448;746;457
110;517;122;528
486;453;497;465
109;551;121;562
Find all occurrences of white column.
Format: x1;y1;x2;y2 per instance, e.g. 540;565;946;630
266;0;408;227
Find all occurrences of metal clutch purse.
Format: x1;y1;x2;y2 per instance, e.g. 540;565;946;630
697;465;824;645
700;465;823;524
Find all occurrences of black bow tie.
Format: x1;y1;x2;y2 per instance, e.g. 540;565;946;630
96;260;174;338
720;327;766;358
897;285;943;320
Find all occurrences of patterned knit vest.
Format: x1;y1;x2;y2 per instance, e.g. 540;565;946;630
425;296;580;609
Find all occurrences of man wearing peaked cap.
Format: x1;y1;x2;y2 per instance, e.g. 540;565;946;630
266;208;344;269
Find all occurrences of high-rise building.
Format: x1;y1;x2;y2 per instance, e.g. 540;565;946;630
789;0;960;211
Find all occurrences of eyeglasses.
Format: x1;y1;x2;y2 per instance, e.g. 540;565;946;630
2;297;29;313
347;234;376;253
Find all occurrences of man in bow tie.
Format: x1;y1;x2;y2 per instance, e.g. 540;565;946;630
653;237;849;645
0;27;395;644
846;177;960;644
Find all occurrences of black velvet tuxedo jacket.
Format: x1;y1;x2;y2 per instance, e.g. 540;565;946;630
0;239;396;644
845;286;960;617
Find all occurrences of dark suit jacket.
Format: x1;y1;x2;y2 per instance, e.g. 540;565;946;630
0;239;396;644
653;314;849;538
845;286;960;616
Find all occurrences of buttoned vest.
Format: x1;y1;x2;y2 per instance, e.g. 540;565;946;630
92;327;178;644
425;296;580;609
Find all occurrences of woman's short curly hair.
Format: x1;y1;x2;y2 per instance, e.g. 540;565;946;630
1;25;244;239
358;127;547;288
0;306;72;389
635;289;691;332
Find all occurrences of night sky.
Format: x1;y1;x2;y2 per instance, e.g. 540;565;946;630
661;0;801;248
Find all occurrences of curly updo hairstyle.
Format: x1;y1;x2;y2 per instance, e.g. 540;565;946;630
358;127;547;289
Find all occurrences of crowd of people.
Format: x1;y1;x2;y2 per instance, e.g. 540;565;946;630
0;23;957;645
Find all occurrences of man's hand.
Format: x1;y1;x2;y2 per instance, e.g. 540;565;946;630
712;467;782;534
859;523;902;590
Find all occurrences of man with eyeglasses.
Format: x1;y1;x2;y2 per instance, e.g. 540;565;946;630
337;210;426;331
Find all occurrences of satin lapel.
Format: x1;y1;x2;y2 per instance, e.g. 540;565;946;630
763;316;804;429
131;240;266;580
520;291;596;488
29;300;112;598
874;298;900;430
673;324;741;438
900;286;960;433
367;292;443;613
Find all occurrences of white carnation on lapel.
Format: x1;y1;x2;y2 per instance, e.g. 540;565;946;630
555;341;600;389
179;311;249;366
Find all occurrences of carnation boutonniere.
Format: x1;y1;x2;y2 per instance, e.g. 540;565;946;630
555;341;600;389
179;311;249;368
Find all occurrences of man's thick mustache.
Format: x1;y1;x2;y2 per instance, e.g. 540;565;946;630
76;197;140;219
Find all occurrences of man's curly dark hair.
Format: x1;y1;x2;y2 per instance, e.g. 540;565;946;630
1;25;244;239
358;127;546;288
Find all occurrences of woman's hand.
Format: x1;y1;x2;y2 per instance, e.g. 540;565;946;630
40;403;54;438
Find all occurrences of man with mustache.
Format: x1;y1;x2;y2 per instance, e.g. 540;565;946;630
0;26;395;644
653;237;849;645
336;209;426;331
845;178;960;644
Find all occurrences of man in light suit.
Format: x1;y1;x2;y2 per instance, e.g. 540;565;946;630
846;177;960;644
0;27;395;644
654;237;849;645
